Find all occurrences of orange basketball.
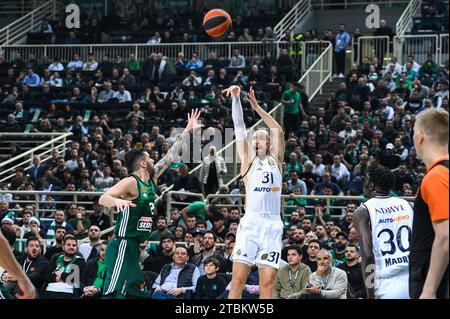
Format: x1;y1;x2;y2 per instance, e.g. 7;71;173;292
203;9;232;38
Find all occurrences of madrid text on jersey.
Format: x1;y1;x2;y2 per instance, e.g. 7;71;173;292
385;255;409;267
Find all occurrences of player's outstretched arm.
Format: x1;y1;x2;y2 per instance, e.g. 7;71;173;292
353;206;375;299
223;85;253;175
153;109;203;182
99;177;137;211
0;232;35;299
247;86;285;163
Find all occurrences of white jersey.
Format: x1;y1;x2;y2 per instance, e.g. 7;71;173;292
244;155;282;216
363;196;413;279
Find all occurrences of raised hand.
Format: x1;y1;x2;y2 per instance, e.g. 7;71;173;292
185;108;203;132
247;86;261;110
222;85;241;98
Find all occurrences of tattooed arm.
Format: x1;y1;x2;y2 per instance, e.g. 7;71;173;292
152;109;202;183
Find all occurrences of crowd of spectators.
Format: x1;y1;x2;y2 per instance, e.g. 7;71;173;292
0;6;449;298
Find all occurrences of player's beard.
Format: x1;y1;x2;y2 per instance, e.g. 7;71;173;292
147;163;155;177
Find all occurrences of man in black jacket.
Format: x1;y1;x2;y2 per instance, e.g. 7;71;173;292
81;241;107;299
338;244;366;298
143;231;175;275
44;235;85;299
2;237;50;297
152;246;200;299
191;231;227;276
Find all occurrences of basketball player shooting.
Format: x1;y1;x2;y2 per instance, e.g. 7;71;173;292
223;85;285;299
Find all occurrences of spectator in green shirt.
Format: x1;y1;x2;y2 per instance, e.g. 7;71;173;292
285;152;304;175
420;54;439;80
180;201;219;229
67;206;91;239
125;53;140;73
285;186;307;215
281;82;303;139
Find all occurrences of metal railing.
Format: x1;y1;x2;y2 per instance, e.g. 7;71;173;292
298;41;333;99
1;41;287;63
395;0;421;36
0;189;103;217
0;0;46;16
394;34;439;66
311;0;410;10
0;0;56;46
274;0;312;40
351;34;448;65
0;132;72;184
440;33;449;66
205;193;415;218
165;190;205;220
355;35;391;65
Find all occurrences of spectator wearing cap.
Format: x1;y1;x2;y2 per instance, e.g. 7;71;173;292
329;232;348;267
380;142;401;169
23;216;45;242
195;257;227;299
191;231;227;276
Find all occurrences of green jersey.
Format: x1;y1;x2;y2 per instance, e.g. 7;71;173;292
114;174;157;243
282;89;301;114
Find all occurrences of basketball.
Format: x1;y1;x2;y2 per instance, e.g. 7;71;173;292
203;9;232;38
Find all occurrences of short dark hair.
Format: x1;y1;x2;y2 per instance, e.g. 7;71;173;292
63;234;77;245
55;225;66;232
286;245;303;256
195;221;206;228
203;257;220;268
26;236;40;246
308;239;321;248
203;230;217;241
1;227;16;247
156;215;167;222
124;148;147;172
160;230;175;242
366;165;395;193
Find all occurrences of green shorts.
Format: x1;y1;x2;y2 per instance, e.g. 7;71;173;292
103;238;150;299
0;282;13;300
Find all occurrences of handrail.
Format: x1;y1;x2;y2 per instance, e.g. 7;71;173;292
274;0;312;40
0;132;72;167
0;132;73;183
395;0;421;36
1;41;286;61
0;0;56;45
311;0;410;10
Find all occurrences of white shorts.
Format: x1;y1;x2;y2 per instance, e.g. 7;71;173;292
231;211;283;269
375;272;410;299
